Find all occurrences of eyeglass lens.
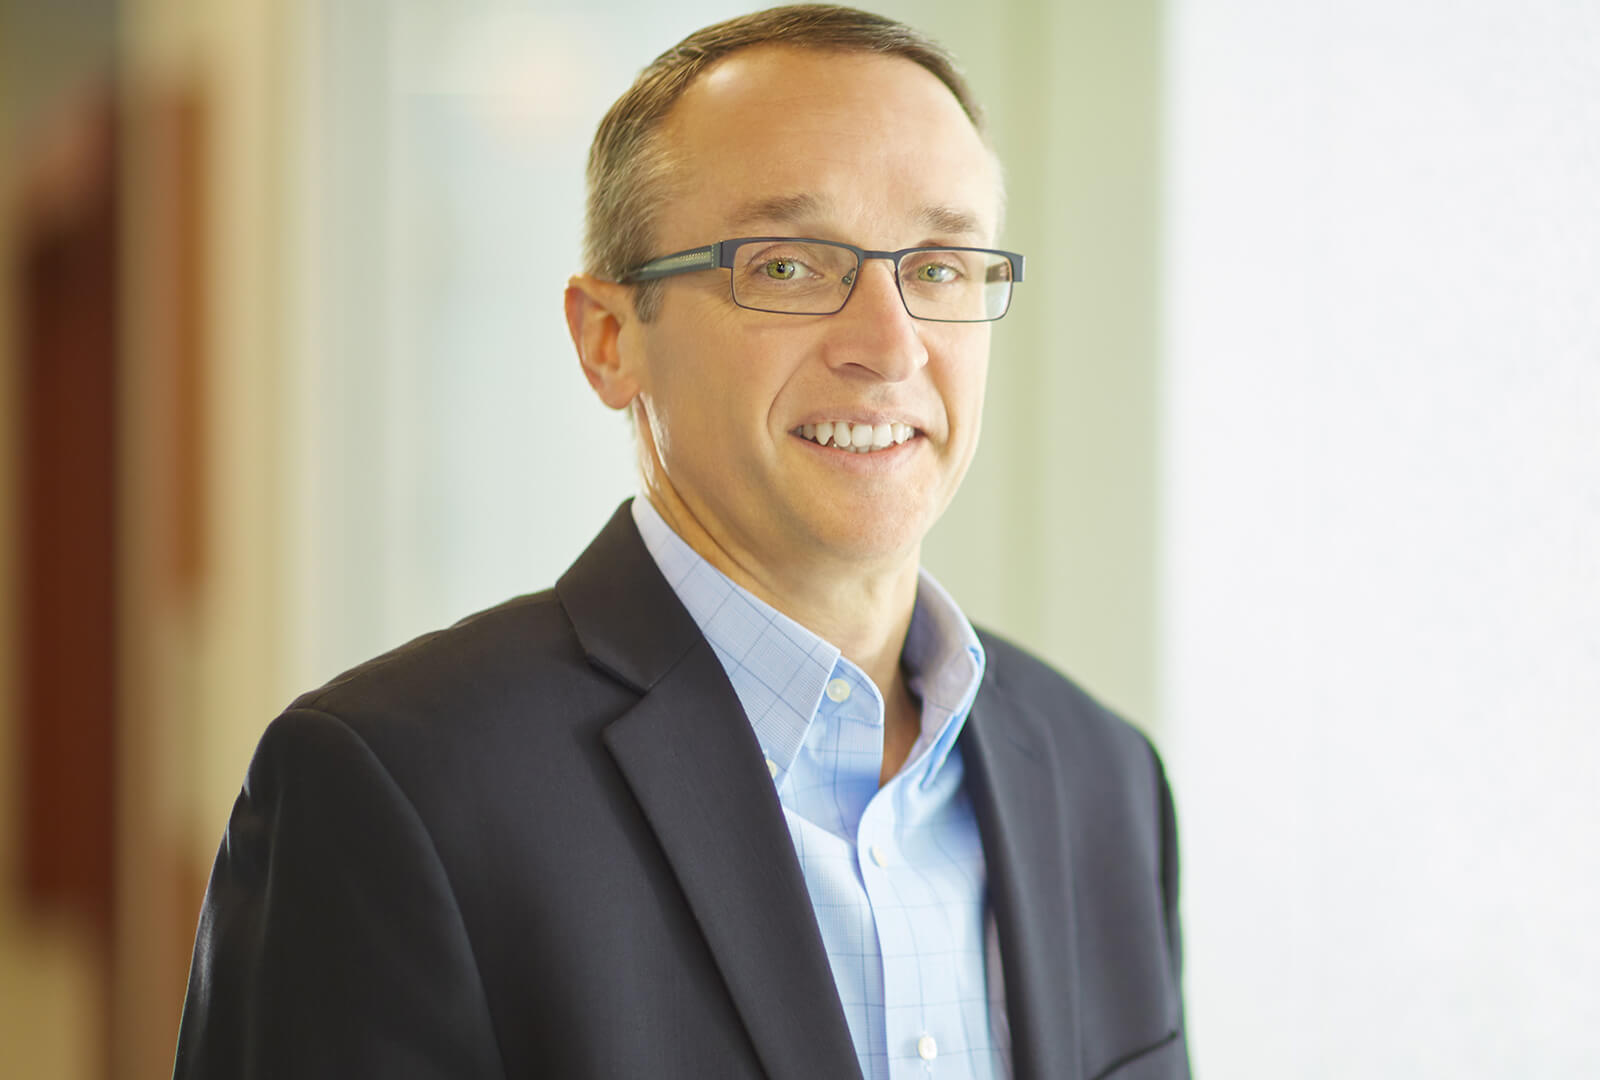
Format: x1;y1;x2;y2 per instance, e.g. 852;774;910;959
728;240;1013;321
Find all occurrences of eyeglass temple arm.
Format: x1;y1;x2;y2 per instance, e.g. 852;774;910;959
617;243;724;283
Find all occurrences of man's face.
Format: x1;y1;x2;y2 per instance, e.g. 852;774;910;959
624;45;1002;581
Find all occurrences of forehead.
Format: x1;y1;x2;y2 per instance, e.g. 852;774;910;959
655;46;1002;245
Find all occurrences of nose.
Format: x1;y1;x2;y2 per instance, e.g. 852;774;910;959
823;258;929;382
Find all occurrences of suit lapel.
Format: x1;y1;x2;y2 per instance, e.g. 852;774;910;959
964;671;1086;1080
558;503;862;1080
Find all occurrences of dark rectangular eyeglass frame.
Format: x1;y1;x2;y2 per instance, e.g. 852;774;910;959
616;237;1026;323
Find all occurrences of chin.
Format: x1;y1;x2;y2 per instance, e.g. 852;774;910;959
799;502;934;567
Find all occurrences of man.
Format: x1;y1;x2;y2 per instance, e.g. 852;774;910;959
174;6;1187;1079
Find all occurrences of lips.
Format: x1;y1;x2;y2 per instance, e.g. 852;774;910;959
793;420;917;453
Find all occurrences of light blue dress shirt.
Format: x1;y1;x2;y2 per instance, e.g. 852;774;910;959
632;498;1012;1080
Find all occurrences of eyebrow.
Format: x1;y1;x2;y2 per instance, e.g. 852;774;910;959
916;204;983;239
724;193;987;243
726;193;827;232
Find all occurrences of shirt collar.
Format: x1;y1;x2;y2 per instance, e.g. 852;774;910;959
630;497;986;786
902;568;987;782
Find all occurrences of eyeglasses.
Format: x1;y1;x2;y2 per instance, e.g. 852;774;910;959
617;237;1025;323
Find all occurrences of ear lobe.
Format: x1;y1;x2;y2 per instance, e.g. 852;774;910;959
565;274;640;410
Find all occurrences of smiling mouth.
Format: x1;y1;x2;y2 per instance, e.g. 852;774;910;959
792;420;918;454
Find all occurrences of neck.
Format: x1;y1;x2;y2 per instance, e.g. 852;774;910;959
643;490;921;705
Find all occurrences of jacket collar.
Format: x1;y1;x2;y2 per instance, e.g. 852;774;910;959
556;501;864;1080
554;500;703;693
963;650;1085;1080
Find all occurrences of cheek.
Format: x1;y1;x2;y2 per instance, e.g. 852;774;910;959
702;343;809;442
964;369;989;442
642;355;773;472
934;337;990;432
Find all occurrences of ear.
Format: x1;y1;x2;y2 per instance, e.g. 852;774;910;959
565;273;642;410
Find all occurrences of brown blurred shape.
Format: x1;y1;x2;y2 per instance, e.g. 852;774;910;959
11;74;211;1077
16;87;120;947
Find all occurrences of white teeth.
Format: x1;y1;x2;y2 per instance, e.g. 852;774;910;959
797;419;918;451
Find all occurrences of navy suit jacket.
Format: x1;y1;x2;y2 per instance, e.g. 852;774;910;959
174;502;1189;1079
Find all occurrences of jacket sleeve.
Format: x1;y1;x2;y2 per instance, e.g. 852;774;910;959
1152;741;1191;1078
172;707;506;1079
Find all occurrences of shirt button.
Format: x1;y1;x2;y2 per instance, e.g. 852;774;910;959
917;1034;938;1061
765;757;778;779
825;678;851;703
869;844;887;867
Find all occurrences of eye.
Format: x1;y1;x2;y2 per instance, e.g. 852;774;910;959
912;261;961;284
732;241;851;297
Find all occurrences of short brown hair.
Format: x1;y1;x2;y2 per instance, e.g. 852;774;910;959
583;4;986;320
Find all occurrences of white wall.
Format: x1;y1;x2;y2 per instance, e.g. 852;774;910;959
1161;1;1600;1074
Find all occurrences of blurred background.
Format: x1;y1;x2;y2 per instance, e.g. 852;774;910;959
1;0;1595;1076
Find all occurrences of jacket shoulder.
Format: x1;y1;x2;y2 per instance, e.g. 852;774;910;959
974;625;1163;772
282;588;627;751
300;588;558;696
